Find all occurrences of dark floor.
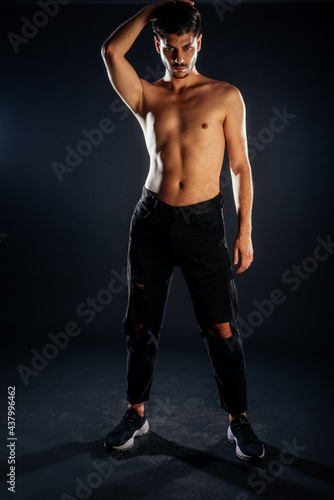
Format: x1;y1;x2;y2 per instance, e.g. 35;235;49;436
1;340;333;500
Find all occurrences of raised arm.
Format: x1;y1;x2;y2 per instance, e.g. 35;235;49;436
223;86;254;274
101;6;154;114
101;0;194;114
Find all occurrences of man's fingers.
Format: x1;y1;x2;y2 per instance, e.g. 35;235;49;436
235;253;245;274
234;248;253;274
233;237;253;273
233;245;239;266
234;246;244;274
235;259;246;274
236;253;253;274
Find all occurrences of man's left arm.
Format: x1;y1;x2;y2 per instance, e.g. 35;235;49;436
223;86;254;274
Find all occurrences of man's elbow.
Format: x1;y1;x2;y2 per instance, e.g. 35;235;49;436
101;40;110;60
230;162;251;177
101;41;122;64
101;38;115;59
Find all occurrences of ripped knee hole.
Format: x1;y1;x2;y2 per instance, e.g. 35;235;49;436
124;322;149;343
206;322;233;339
133;281;145;290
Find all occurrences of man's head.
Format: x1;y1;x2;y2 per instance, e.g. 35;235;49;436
152;1;202;79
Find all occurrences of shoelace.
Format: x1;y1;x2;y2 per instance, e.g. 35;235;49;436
116;410;138;429
233;422;256;438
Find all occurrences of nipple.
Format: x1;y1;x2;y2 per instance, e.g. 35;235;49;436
202;123;208;129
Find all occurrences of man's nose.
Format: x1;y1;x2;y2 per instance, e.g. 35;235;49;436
174;51;185;64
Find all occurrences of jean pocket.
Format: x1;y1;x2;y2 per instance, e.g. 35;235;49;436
133;200;154;219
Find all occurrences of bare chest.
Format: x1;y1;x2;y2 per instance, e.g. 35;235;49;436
142;87;225;139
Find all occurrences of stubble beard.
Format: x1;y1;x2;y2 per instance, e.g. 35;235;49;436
169;67;191;79
167;55;198;80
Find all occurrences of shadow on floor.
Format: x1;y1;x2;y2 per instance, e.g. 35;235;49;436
6;431;334;500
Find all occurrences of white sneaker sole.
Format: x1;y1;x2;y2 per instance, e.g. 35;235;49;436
111;420;149;451
227;425;265;460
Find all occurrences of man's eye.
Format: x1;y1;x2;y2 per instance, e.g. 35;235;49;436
165;47;172;52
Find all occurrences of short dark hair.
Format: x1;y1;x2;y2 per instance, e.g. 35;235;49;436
152;1;201;39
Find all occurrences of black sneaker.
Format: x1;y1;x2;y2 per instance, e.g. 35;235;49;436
104;408;149;451
227;415;265;460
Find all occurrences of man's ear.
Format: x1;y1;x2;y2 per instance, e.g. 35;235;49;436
154;35;161;54
197;34;202;52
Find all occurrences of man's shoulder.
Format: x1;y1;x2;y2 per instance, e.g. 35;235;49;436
194;76;242;99
208;79;245;109
206;78;241;96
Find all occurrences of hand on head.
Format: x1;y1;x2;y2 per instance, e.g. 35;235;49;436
152;0;195;14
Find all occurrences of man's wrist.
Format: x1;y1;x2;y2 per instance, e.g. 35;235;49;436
237;226;252;238
237;215;252;236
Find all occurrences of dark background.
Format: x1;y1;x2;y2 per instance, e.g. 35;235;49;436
1;0;333;368
1;2;334;499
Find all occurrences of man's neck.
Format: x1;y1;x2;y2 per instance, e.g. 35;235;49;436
163;68;200;92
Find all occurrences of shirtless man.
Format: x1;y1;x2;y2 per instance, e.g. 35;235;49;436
102;0;264;460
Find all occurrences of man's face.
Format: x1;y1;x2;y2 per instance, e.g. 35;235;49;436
155;32;202;79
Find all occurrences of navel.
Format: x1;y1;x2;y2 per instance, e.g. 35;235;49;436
202;123;208;129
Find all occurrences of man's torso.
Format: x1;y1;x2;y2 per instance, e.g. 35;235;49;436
135;75;233;206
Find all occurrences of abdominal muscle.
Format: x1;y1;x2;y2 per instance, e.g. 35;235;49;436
144;140;225;207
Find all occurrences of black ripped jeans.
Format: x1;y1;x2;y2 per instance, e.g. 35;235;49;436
122;186;248;416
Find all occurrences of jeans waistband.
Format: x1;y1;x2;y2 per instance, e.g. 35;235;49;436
141;186;223;214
